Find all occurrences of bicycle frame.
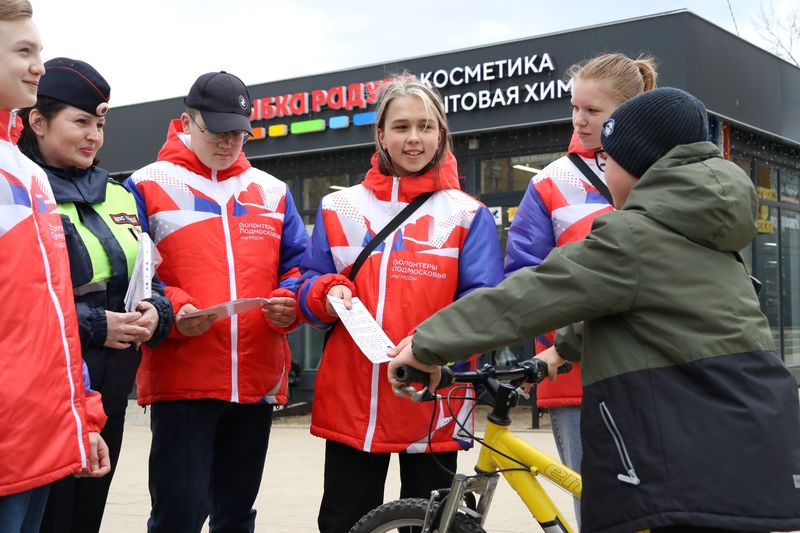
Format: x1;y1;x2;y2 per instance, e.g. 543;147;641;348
475;420;580;533
410;362;581;533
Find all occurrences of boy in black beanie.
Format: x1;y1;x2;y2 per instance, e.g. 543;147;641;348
389;87;800;533
599;87;709;207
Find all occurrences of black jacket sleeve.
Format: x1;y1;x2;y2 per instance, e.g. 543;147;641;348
143;275;174;347
76;302;108;348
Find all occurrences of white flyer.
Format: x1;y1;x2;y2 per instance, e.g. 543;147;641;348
182;297;271;321
124;232;154;312
327;296;393;363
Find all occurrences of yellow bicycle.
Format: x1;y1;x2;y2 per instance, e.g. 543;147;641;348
349;359;580;533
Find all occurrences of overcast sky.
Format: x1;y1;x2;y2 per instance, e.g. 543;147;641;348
30;0;791;107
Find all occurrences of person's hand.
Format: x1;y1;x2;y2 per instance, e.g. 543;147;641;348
262;297;297;328
325;285;352;317
104;311;151;349
74;432;111;478
387;335;442;393
133;300;159;343
175;304;215;337
535;345;567;382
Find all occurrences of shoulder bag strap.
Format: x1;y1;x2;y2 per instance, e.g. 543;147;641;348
321;191;433;347
567;152;613;205
347;191;433;282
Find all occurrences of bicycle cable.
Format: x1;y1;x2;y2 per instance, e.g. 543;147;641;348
442;385;534;473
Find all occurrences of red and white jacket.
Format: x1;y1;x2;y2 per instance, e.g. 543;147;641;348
0;110;106;496
298;152;503;453
504;133;613;407
125;120;308;406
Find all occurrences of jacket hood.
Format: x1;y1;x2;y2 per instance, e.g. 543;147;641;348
567;131;600;159
155;118;251;180
624;141;757;252
362;151;460;202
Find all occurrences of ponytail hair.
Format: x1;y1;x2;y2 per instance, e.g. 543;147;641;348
567;53;658;103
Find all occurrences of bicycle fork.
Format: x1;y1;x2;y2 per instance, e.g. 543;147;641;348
422;472;499;532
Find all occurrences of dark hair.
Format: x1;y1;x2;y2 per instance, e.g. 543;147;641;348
18;97;100;167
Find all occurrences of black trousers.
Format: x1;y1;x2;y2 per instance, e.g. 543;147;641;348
38;408;126;533
146;399;273;533
317;439;457;533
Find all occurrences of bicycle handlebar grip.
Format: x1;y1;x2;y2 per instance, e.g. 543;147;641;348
524;359;573;383
394;365;430;385
394;365;455;390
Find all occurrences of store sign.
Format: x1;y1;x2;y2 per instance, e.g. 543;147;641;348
756;186;778;201
758;220;775;234
247;53;569;141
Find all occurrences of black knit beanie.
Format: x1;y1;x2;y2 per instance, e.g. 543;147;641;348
600;87;709;178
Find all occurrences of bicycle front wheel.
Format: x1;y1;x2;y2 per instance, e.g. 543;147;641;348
349;497;486;533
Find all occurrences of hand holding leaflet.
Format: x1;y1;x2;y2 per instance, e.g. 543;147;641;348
182;297;271;321
327;295;393;364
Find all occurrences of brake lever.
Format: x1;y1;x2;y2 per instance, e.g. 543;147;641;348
392;385;437;402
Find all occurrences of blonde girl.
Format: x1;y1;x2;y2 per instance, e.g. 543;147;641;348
297;74;503;532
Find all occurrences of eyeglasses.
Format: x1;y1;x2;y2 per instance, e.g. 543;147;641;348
594;149;607;172
189;114;249;145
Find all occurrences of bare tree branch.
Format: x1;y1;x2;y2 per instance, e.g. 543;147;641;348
755;1;800;67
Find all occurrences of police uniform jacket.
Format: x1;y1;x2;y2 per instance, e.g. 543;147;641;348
41;159;173;418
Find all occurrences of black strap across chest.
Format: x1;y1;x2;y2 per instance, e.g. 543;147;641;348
347;191;433;283
567;153;613;205
322;191;433;347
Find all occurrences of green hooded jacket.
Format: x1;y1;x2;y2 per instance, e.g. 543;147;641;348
412;142;800;532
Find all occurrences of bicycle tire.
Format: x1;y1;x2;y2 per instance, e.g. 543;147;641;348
348;497;486;533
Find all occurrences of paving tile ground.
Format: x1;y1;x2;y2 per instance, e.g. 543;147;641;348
101;401;577;532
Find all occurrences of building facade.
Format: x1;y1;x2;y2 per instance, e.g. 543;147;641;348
101;10;800;393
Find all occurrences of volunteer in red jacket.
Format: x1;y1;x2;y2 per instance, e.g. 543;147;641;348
17;57;174;533
124;71;308;533
297;75;503;533
0;1;109;530
504;53;657;524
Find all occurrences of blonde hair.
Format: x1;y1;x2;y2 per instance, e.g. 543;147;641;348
567;53;657;103
374;73;452;176
0;0;32;20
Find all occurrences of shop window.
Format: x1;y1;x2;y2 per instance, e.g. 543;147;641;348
479;151;564;194
732;154;751;177
781;210;800;366
302;174;349;224
755;203;782;350
780;169;800;206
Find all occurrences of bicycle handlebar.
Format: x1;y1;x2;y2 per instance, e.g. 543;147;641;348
394;359;573;391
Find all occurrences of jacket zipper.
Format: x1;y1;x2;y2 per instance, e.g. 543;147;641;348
7;110;15;140
22;149;89;469
363;176;400;451
213;169;240;402
599;401;641;486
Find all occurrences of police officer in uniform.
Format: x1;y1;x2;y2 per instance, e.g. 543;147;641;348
17;58;174;533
